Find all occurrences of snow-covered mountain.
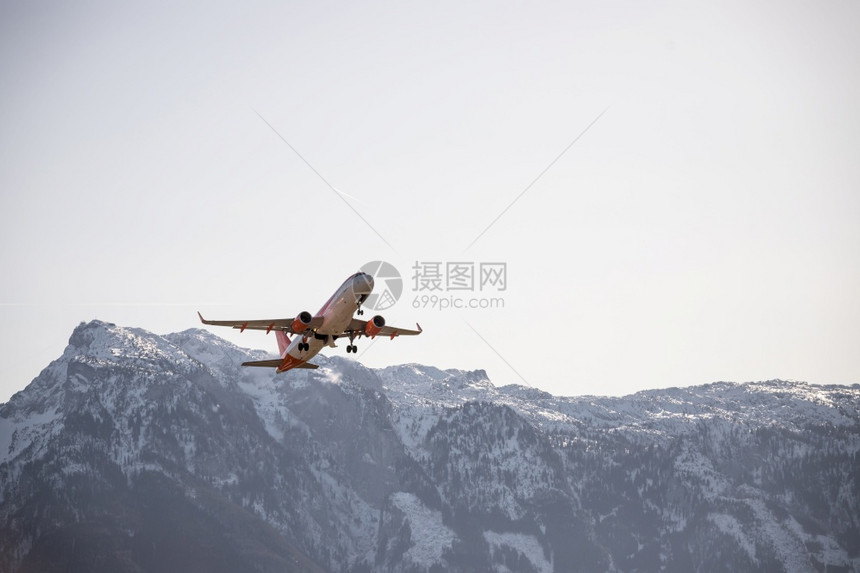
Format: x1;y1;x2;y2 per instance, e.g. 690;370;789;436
1;320;858;572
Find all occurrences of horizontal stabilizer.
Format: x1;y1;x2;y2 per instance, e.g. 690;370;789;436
241;359;319;369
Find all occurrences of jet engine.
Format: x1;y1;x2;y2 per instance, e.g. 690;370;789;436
364;315;385;337
291;311;312;333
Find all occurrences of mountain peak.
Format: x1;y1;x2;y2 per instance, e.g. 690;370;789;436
68;318;118;347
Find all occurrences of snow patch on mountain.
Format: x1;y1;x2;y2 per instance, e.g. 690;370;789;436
390;491;455;568
484;530;553;573
0;405;62;462
237;371;291;442
709;513;757;563
309;462;378;564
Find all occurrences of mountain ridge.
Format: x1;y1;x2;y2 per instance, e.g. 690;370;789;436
1;320;858;572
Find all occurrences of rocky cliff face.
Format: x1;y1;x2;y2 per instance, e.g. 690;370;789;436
1;320;858;572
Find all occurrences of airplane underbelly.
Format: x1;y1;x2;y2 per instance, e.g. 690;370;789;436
317;296;356;335
286;336;325;361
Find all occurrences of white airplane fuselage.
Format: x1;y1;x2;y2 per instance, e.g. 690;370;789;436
278;272;374;370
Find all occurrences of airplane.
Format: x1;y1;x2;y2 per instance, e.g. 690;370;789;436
197;271;421;372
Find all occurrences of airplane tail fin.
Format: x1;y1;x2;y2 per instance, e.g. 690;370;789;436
275;330;290;357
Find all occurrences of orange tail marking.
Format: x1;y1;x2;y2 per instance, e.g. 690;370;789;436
275;330;291;357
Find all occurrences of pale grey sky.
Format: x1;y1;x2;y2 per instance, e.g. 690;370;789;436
2;0;858;403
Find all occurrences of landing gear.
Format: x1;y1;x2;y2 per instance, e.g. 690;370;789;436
298;339;309;352
346;344;358;353
357;307;364;316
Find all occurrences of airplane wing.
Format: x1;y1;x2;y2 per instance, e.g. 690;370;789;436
198;312;324;334
347;319;422;339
